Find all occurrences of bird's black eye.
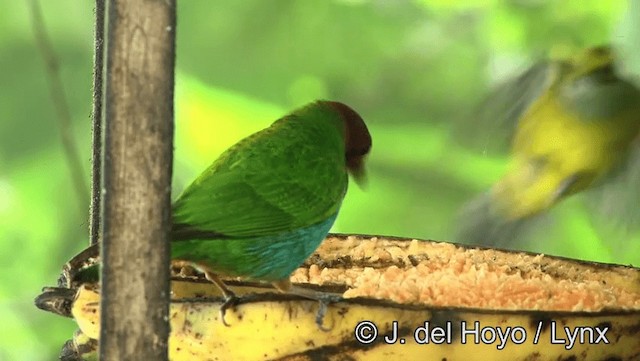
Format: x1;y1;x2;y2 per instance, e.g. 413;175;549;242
590;46;610;57
589;63;617;83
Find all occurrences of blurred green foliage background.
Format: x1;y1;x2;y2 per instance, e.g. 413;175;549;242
1;0;639;359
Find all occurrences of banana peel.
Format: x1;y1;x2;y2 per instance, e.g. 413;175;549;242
59;330;98;361
36;234;640;360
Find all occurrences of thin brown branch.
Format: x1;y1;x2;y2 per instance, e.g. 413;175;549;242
90;0;106;245
28;0;90;217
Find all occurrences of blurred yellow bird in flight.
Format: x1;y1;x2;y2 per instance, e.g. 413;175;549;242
457;46;640;247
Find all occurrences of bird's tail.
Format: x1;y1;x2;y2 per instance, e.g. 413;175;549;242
454;190;533;249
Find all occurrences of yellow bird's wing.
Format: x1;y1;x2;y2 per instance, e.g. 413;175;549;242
454;59;557;155
586;138;640;231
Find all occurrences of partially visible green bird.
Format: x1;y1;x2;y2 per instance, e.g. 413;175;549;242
456;46;640;248
170;100;371;322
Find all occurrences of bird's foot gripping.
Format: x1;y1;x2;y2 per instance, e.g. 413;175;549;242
201;269;239;327
314;293;342;332
219;292;240;327
285;284;343;332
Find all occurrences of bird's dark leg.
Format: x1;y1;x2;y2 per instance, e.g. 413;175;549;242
203;270;238;327
553;172;589;201
272;279;342;332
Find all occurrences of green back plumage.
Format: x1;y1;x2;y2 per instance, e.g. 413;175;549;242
171;102;348;239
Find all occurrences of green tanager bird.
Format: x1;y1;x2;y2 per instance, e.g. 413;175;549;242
456;46;640;248
170;100;372;321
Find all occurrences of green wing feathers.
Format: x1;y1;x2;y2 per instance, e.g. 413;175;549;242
172;107;348;239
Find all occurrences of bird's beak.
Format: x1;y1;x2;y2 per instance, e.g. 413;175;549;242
348;157;368;189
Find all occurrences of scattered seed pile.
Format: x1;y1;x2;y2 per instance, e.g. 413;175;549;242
290;235;640;312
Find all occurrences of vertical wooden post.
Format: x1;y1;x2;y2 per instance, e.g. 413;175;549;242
99;0;176;359
89;0;105;246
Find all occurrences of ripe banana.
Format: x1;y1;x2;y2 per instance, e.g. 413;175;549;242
38;234;640;360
